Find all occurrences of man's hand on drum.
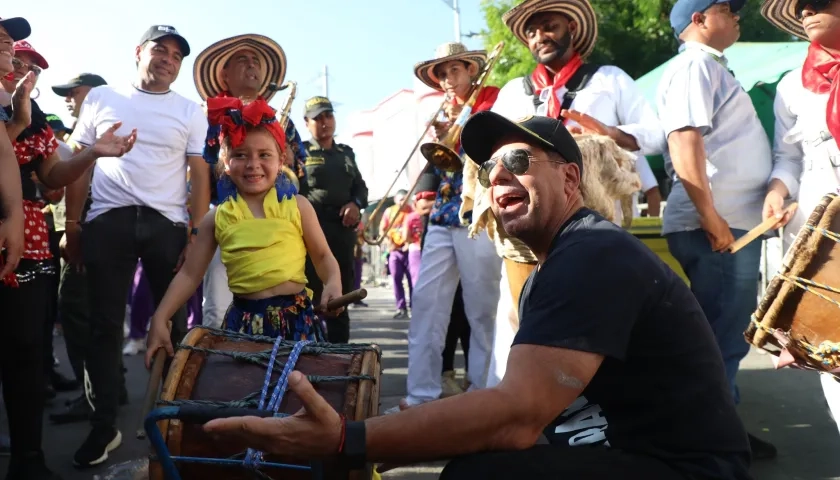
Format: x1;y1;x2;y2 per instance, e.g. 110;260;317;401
204;370;342;458
319;280;345;316
144;321;174;369
763;179;794;230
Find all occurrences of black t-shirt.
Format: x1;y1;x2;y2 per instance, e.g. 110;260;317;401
515;208;751;480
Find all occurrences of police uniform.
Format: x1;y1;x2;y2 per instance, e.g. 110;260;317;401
301;96;369;343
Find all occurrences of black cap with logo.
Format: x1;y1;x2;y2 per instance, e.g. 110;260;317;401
460;111;583;177
303;96;334;120
45;114;71;134
139;25;191;57
52;73;107;97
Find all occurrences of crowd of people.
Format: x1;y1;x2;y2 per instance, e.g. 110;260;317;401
0;0;839;478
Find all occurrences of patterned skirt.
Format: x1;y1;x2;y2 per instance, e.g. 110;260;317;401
224;290;326;342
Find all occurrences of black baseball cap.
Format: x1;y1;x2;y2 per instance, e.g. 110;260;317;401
138;25;190;57
304;96;334;119
461;111;583;177
0;17;30;41
52;73;107;97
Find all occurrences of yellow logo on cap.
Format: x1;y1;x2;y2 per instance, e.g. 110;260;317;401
515;115;534;123
305;97;330;109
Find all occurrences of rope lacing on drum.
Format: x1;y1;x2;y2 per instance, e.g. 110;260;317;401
751;225;840;368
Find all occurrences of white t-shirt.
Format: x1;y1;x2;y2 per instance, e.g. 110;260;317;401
69;84;208;224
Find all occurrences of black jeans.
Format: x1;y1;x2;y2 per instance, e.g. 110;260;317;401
440;445;688;479
81;206;187;428
0;262;51;455
43;229;62;376
442;282;470;373
304;219;356;343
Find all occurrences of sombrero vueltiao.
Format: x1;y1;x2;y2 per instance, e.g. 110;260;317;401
194;34;287;102
413;42;487;92
502;0;599;58
760;0;808;41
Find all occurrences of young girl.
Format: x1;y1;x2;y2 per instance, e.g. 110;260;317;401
144;97;343;365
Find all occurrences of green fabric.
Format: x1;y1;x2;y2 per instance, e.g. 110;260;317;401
635;42;809;176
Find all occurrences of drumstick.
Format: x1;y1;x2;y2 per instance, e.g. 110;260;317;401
728;203;798;254
136;348;167;440
316;288;368;313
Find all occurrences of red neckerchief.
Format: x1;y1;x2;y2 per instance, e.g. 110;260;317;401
530;53;584;120
206;96;286;151
802;42;840;148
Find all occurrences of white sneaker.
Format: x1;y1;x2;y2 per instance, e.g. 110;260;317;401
122;338;146;356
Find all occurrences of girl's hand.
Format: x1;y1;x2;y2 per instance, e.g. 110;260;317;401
144;319;174;369
319;281;345;317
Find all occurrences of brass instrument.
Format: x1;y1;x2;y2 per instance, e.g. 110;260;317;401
361;96;450;246
420;41;505;172
274;81;300;191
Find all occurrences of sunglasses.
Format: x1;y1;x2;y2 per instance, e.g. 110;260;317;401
11;57;41;76
477;148;566;188
796;0;833;19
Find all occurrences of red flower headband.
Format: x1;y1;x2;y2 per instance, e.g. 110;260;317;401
204;97;286;164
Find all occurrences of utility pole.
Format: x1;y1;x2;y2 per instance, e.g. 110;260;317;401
323;64;329;98
453;0;461;42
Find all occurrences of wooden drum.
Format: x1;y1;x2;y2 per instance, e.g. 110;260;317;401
149;326;382;480
746;193;840;376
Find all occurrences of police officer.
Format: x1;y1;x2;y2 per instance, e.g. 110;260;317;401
302;96;368;343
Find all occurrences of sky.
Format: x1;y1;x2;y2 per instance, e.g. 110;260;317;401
9;0;491;142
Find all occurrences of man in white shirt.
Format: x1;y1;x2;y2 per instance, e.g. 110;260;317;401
656;0;777;459
64;24;210;469
761;0;840;439
485;0;666;387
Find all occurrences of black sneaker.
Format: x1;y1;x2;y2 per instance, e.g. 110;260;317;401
73;427;121;468
49;394;92;425
49;370;80;392
392;309;409;319
748;432;778;460
4;451;62;480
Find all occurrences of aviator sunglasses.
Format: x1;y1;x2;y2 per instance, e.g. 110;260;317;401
796;0;834;19
477;148;567;188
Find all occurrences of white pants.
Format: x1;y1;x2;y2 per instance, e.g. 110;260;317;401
822;373;840;436
202;246;232;328
406;226;501;405
486;262;517;388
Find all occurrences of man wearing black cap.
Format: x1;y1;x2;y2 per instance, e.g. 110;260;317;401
202;112;752;480
63;24;209;468
301;95;368;343
52;73;107;121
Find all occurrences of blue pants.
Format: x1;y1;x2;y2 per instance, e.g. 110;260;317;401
667;228;761;405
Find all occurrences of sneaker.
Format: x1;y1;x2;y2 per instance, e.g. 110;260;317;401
50;394;93;425
441;370;464;398
73;427;122;468
353;300;368;308
748;432;777;460
4;451;62;480
384;399;412;415
392;309;409;320
49;369;80;392
122;338;146;356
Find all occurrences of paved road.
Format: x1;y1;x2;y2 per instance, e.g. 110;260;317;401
1;285;839;479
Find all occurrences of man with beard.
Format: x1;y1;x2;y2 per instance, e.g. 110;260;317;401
656;0;777;458
760;0;840;438
485;0;666;388
64;24;209;468
202;112;752;480
193;34;307;328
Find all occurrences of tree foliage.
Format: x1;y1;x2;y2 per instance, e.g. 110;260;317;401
480;0;796;86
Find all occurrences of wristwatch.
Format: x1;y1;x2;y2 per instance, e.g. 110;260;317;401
341;421;367;470
190;227;199;236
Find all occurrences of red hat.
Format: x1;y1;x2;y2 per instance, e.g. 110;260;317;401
13;40;48;69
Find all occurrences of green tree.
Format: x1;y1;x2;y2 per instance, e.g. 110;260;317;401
480;0;796;85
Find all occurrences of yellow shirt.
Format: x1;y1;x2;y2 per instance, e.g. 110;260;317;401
215;187;308;295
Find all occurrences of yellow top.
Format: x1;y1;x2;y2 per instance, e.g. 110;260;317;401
215;187;309;295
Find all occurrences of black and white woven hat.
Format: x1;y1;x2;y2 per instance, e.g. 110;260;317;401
502;0;599;58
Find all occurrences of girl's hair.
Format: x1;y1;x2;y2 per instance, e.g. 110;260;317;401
216;124;284;177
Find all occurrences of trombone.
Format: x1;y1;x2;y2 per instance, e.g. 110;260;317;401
420;41;505;172
274;81;300;191
362;41;505;245
361;97;449;246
